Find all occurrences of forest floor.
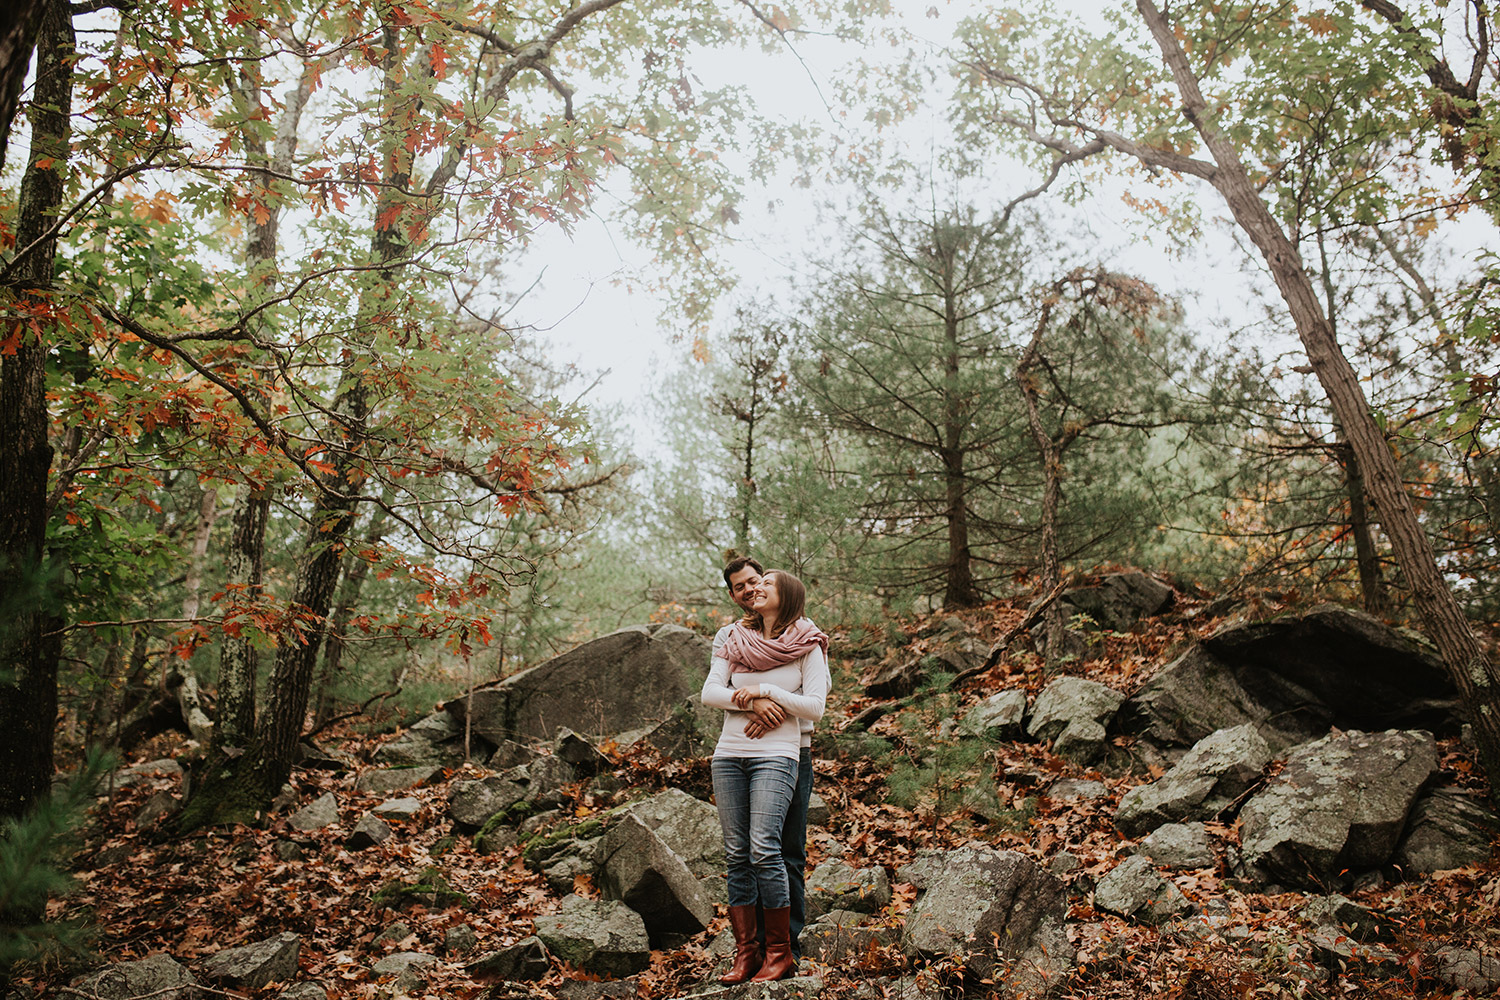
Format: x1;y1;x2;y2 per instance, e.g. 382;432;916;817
23;592;1500;1000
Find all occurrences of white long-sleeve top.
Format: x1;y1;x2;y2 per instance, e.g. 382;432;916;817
703;624;830;761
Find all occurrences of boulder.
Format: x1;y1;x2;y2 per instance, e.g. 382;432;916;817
1300;894;1398;943
468;936;550;981
900;846;1073;996
961;690;1028;738
374;711;471;767
1058;572;1174;631
1394;785;1499;873
133;790;180;830
112;758;183;790
1117;606;1461;753
448;775;528;829
346;814;393;850
1115;724;1272;836
1239;730;1437;889
201;932;301;990
801;909;898;964
1094;856;1192;925
862;656;931;700
807;791;831;827
371;951;438;994
1046;778;1108;801
73;953;200;1000
639;698;721;760
621;788;725;880
354;765;443;795
288;793;339;832
372;797;422;821
277;984;327;1000
1434;947;1500;994
555;729;612;776
444;925;478;955
446;624;710;743
805;859;892;919
1026;676;1124;764
598;814;713;940
533;895;651;977
1137;823;1216;869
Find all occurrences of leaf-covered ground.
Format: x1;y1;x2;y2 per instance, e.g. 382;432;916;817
24;593;1500;1000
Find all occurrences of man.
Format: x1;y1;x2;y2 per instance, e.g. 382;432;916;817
715;555;820;965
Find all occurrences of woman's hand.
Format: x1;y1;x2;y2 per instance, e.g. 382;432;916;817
731;685;762;710
742;697;786;738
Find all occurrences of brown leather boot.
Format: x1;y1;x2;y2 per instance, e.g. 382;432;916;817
718;904;762;984
751;905;795;982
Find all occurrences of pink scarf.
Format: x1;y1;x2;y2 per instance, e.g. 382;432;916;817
723;618;829;674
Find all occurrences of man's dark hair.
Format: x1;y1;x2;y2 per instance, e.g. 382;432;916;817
722;555;764;588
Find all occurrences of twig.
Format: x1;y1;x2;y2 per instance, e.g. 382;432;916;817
305;686;403;739
951;577;1077;687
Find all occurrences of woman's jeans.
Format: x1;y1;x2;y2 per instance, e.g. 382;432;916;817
712;756;799;908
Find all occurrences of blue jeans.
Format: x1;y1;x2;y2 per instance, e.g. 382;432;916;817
712;756;798;909
761;747;813;958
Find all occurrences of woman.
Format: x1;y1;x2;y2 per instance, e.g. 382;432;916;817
701;569;830;984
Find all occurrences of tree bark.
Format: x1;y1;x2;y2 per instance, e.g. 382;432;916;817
0;0;45;172
313;502;391;726
0;0;71;824
939;241;980;609
1016;298;1065;663
1137;0;1500;793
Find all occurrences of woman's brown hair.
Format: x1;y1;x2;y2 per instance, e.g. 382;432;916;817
762;570;806;639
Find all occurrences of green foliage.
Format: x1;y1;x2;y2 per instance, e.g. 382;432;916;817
0;751;112;982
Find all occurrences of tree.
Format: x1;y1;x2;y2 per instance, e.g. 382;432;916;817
956;0;1500;790
794;202;1031;609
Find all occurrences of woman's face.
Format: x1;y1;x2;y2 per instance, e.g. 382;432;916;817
751;574;781;617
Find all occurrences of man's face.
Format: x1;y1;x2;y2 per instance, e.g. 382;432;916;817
727;566;763;613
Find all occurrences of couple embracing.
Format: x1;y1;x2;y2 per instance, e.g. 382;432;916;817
701;556;831;983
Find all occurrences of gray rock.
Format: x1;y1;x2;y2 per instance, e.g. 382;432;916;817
1047;778;1108;800
354;766;443;795
201;932;301;990
1027;676;1124;764
518;755;578;811
901;846;1073;995
1137;823;1216;869
807;791;831;828
374;711;470;767
533;895;651;977
447;624;710;743
1307;927;1400;972
444;925;478;955
1118;606;1461;753
638;697;722;760
374;922;412;946
448;775;527;829
1059;572;1174;631
372;797;422;821
288;793;339;832
801;909;898;964
896;846;996;890
347;814;393;850
598;814;713;940
1395;785;1499;873
1239;730;1437;889
276;984;327;1000
555;728;611;776
468;936;550;981
621;788;725;880
112;758;184;790
73;953;200;1000
1435;947;1500;993
133;790;180;829
1116;723;1272;836
962;690;1028;738
1094;856;1192;925
273;840;305;862
371;952;438;974
806;859;892;918
1300;895;1397;943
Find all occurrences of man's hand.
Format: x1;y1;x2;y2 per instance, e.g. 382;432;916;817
731;685;762;710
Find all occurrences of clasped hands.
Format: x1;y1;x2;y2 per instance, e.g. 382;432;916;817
731;685;786;739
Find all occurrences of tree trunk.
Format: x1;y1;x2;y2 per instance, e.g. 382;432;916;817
313;502;391;726
0;0;45;171
1016;302;1066;664
180;10;403;828
1138;0;1500;795
0;0;71;824
213;482;267;748
940;251;980;609
1341;439;1388;614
